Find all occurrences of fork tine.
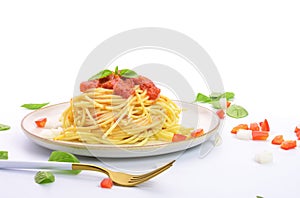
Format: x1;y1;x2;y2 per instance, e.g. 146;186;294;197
130;160;175;180
128;163;173;185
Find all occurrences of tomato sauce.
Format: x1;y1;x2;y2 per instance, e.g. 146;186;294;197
80;75;160;100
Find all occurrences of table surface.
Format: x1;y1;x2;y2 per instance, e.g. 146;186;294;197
1;1;300;198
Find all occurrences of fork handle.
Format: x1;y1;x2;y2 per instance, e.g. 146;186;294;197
0;160;73;170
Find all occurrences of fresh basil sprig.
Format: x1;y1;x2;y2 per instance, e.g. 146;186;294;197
195;91;248;118
88;66;138;80
195;92;235;104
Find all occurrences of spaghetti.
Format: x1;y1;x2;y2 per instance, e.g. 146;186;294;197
54;68;194;145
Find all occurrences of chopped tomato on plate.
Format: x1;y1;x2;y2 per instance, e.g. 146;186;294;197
191;129;204;138
35;118;47;128
172;134;187;142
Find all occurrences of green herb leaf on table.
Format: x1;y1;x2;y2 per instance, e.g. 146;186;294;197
219;92;235;101
195;93;212;103
21;103;49;110
195;92;235;104
119;69;138;78
34;171;55;184
226;104;248;118
88;69;112;80
0;124;10;131
0;151;8;160
48;150;81;175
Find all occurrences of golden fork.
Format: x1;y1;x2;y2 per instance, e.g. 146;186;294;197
0;160;175;186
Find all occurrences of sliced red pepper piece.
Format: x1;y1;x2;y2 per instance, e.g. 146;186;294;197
35;118;47;128
252;131;269;140
216;109;225;119
280;140;297;150
172;134;187;142
191;128;204;138
231;124;249;134
260;119;270;131
250;123;260;131
271;135;284;145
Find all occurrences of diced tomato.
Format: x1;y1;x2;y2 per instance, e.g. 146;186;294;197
294;126;300;133
250;123;260;131
260;119;270;131
271;135;284;145
226;101;231;108
100;178;113;189
231;124;249;134
216;109;225;119
252;131;269;140
280;140;297;150
35;118;47;128
191;129;204;138
296;131;300;140
172;134;187;142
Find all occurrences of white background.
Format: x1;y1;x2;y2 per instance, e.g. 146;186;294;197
1;1;300;198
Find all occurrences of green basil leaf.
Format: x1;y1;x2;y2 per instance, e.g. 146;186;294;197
48;151;81;175
222;92;235;101
210;92;235;101
0;124;10;131
88;69;112;80
195;93;212;103
119;69;138;78
34;171;55;184
0;151;8;160
114;66;119;74
21;103;50;110
256;196;264;198
226;104;248;118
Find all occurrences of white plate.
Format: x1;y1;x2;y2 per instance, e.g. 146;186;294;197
21;101;220;158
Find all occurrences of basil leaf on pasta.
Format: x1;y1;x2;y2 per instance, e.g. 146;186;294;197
88;70;112;80
119;69;138;78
